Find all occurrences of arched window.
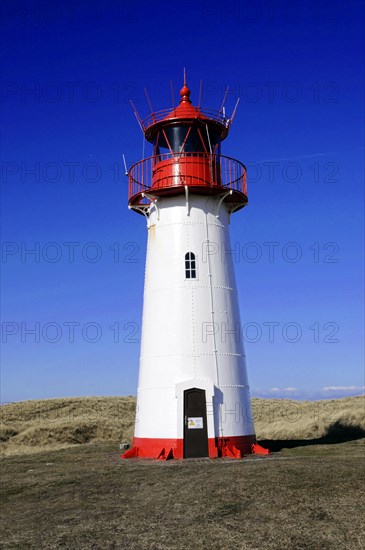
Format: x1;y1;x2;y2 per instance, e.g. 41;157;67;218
185;252;196;279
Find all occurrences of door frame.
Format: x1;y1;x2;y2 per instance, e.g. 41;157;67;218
183;387;209;458
175;379;215;442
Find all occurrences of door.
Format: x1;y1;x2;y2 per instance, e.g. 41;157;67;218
184;388;209;458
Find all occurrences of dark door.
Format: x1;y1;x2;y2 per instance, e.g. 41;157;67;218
184;388;209;458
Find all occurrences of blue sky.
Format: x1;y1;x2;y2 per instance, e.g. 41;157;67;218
1;0;364;402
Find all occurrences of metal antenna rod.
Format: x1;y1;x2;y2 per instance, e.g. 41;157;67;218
219;86;229;113
170;80;175;107
183;67;186;85
130;100;144;133
144;88;154;111
198;80;203;108
231;97;241;123
122;154;128;176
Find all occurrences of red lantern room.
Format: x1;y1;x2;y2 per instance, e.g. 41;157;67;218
128;78;248;216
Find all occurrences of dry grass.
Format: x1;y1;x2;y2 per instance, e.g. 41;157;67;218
0;396;136;457
1;395;364;457
1;441;364;549
253;395;365;440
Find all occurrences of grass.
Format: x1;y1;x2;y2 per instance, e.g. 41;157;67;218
0;396;136;456
0;396;364;548
1;395;364;456
0;441;364;549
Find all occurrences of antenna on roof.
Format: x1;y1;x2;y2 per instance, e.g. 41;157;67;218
231;97;240;123
219;86;229;113
130;100;144;133
170;80;175;108
144;88;154;114
198;80;203;108
183;67;187;86
122;154;128;176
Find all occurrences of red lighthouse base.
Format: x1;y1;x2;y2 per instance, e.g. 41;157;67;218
121;435;269;460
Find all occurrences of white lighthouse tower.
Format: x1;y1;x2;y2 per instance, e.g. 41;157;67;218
122;79;268;459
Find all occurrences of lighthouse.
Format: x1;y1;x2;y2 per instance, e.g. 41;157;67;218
123;78;267;459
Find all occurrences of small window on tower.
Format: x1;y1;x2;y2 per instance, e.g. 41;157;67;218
185;252;196;279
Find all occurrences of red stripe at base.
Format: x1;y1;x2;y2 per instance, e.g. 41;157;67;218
121;434;259;460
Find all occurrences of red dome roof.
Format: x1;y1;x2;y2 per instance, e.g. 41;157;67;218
140;80;230;143
161;83;207;122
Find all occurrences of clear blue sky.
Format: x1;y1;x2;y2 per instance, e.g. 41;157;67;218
1;0;364;402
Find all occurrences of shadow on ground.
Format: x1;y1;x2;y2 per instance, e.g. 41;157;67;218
259;420;365;452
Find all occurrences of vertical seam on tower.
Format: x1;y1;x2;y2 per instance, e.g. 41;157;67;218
191;283;196;379
186;221;196;378
204;198;223;438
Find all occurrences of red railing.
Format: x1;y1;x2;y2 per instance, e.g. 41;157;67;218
128;153;247;203
141;108;231;131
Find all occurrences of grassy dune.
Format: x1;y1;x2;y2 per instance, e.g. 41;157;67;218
1;395;364;456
